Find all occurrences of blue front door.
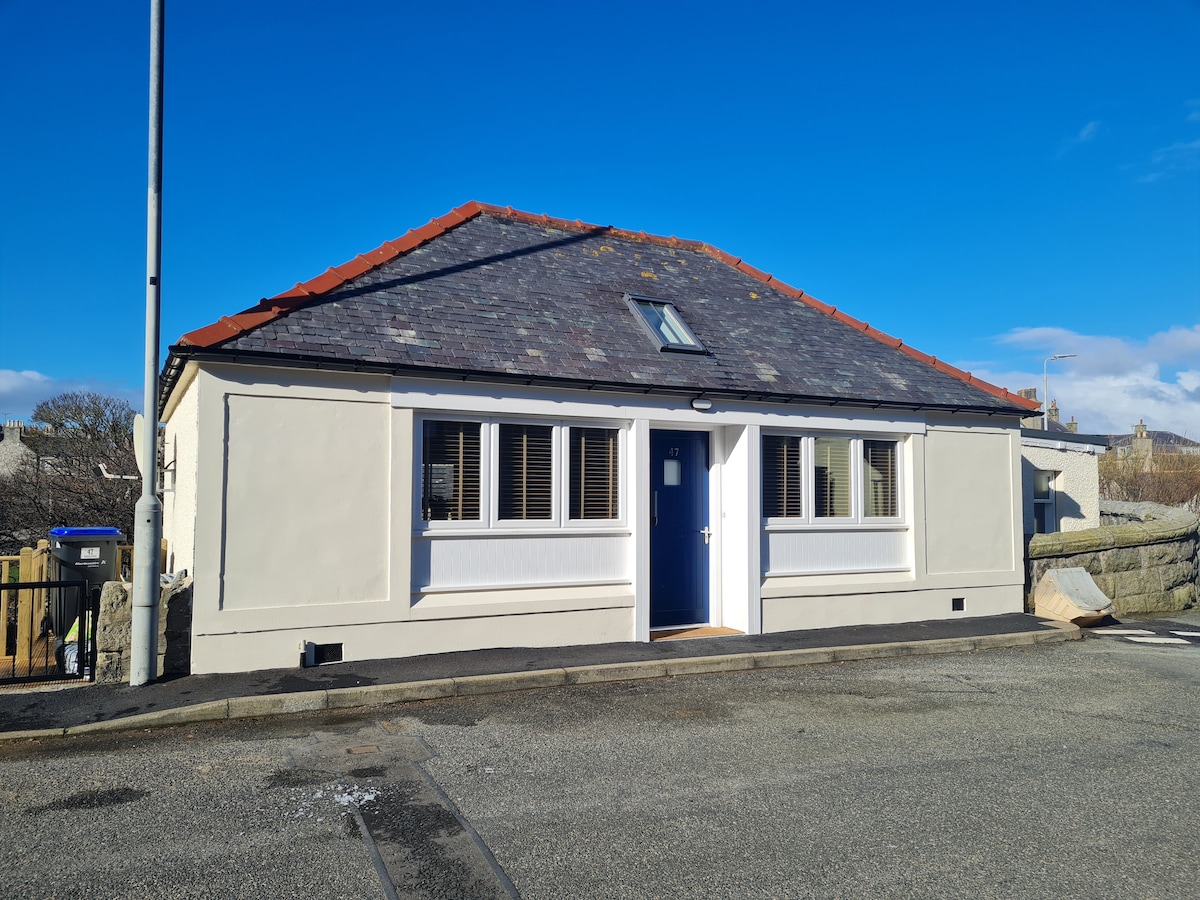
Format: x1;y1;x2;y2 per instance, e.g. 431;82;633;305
650;430;710;628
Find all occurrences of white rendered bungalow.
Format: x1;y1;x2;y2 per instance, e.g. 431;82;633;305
159;202;1040;674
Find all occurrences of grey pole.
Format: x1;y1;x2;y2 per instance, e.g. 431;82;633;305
131;0;165;686
1041;354;1076;430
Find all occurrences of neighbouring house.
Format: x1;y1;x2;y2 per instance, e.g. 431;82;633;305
0;420;34;477
159;202;1040;675
1015;390;1106;535
1108;420;1200;459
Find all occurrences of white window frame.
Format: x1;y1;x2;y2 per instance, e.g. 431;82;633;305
1032;469;1058;535
414;414;626;534
761;431;906;527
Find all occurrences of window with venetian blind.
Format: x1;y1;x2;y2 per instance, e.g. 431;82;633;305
814;436;852;518
421;420;481;521
762;433;901;522
862;439;899;518
498;423;553;520
420;418;622;527
570;427;620;519
762;435;804;518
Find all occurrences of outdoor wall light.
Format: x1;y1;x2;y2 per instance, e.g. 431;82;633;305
691;398;713;411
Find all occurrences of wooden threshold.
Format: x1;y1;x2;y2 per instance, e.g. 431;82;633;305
650;625;744;642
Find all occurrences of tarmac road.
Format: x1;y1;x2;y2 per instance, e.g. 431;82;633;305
2;631;1198;899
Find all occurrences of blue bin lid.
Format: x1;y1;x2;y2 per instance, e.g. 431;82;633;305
50;527;124;538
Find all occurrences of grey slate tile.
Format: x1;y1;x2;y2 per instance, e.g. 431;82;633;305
219;213;1020;412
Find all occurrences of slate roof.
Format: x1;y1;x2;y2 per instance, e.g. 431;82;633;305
162;202;1037;417
1107;430;1200;452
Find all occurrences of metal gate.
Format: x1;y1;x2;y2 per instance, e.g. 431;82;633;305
1;580;98;684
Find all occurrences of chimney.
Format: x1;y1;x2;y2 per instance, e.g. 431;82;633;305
1066;417;1079;434
1132;419;1153;458
1048;400;1060;423
2;420;24;442
1017;388;1039;401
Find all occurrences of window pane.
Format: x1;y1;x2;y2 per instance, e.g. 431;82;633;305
498;424;553;520
1034;470;1053;500
762;435;804;517
570;427;620;519
633;299;701;349
422;421;480;521
814;437;851;517
862;440;898;518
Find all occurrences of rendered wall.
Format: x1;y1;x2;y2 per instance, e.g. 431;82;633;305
760;419;1025;632
924;426;1018;575
1021;443;1101;534
162;370;199;577
177;365;1027;673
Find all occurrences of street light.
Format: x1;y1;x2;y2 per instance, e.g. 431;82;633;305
1043;354;1077;429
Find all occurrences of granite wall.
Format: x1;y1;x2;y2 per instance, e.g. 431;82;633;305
95;575;193;684
1026;501;1198;615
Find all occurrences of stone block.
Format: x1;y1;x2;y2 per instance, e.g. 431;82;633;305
1166;584;1197;610
95;650;127;685
96;582;132;654
1157;561;1194;592
162;577;192;676
1145;541;1187;567
1068;553;1104;576
1101;546;1142;573
1091;573;1116;600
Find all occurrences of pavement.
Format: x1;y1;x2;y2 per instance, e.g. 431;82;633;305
0;613;1079;741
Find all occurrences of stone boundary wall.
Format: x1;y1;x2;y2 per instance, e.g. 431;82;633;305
1026;501;1199;615
95;576;193;684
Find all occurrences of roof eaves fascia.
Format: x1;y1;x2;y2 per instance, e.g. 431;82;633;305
165;346;1028;419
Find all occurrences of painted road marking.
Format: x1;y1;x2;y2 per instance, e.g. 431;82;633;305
1126;637;1192;644
1170;631;1200;637
1093;629;1155;635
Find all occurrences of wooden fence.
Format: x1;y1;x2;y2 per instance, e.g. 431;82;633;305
1;540;166;680
1;540;55;678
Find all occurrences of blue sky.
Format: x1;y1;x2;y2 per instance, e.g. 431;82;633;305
2;0;1198;434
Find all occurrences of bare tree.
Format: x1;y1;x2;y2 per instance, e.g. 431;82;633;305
0;392;139;554
1099;450;1200;514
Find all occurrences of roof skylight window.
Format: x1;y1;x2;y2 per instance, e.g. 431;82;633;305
626;294;705;353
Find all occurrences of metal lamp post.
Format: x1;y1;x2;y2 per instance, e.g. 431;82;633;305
131;0;164;686
1042;354;1076;430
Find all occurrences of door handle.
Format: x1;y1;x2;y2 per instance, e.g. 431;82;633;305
652;491;658;527
700;526;712;545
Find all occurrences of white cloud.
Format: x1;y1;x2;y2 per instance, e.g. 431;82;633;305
0;370;142;423
1057;120;1103;157
1139;139;1200;182
974;327;1200;436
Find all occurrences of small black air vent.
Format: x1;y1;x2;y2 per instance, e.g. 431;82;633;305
951;597;965;612
313;643;343;665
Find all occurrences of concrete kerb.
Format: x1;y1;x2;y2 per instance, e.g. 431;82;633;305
0;624;1081;743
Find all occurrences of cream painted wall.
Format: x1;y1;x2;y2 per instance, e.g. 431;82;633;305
170;364;1026;674
717;424;760;634
924;427;1019;575
1021;442;1101;533
759;421;1025;632
162;369;199;576
220;394;390;609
